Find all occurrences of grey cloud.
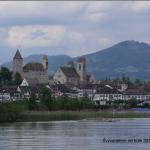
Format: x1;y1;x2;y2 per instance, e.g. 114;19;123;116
0;1;150;64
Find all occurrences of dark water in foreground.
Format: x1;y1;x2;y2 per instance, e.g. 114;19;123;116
0;118;150;150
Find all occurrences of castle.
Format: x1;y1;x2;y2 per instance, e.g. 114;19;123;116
53;57;95;85
13;50;49;84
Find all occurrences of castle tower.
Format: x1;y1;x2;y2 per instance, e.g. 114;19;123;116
13;49;23;76
77;56;86;82
43;55;48;70
67;60;74;68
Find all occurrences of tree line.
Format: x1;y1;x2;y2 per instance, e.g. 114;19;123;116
1;86;150;122
28;87;94;111
0;66;22;85
105;74;148;86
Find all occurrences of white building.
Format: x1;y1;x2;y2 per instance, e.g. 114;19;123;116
93;85;150;105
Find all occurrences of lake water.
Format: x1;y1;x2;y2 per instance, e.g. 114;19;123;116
0;118;150;150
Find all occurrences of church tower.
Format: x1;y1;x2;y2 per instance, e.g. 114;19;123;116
77;56;86;82
43;55;48;70
67;60;74;68
13;49;23;76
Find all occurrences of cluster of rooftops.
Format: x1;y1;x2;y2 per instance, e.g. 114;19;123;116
1;81;150;102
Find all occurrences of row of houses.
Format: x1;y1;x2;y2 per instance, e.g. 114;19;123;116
1;81;150;105
0;85;40;102
50;83;150;105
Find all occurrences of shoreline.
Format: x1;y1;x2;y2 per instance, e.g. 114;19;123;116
19;110;150;122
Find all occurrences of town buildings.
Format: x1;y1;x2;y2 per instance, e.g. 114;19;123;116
1;74;150;105
1;49;150;106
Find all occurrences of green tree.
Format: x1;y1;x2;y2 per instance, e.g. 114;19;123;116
0;67;12;82
28;94;37;110
39;87;52;110
113;77;122;83
143;103;150;108
0;101;26;122
121;74;132;85
14;72;22;85
128;99;138;108
134;79;143;86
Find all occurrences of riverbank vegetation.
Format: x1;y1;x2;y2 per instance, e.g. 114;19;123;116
28;87;94;111
1;99;150;123
0;87;94;122
0;101;27;122
1;87;150;123
21;110;150;121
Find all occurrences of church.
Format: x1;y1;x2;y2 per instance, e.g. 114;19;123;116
13;50;49;85
53;57;95;85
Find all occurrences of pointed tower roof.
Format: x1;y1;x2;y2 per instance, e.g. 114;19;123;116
43;55;48;61
67;60;74;68
13;49;22;59
77;56;86;63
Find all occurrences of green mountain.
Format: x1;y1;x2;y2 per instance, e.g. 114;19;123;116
3;40;150;80
84;40;150;80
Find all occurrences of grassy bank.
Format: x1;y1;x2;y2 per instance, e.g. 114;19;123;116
20;110;150;122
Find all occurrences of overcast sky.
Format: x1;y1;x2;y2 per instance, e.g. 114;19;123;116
0;1;150;63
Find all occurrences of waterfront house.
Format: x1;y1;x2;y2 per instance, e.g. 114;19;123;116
0;86;21;101
122;86;150;101
93;85;122;105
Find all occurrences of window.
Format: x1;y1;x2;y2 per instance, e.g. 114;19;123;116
79;64;81;71
58;75;61;78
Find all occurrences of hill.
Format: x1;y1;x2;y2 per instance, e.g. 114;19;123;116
84;40;150;79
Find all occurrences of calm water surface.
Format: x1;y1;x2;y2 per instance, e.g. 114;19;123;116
0;118;150;150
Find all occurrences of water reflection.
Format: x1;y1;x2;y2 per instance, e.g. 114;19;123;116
0;119;150;150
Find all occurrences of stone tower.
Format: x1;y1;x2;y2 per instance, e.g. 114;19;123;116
43;55;48;70
77;56;86;82
67;60;74;68
13;49;23;76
